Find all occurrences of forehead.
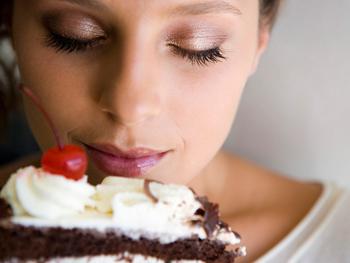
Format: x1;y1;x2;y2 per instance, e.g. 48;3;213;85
44;0;251;17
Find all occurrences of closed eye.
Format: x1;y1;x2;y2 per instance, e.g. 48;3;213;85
168;43;226;66
45;31;106;53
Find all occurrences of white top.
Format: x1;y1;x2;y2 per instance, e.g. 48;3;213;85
256;182;350;263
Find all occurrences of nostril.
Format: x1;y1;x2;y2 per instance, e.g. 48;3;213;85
105;111;118;122
98;104;117;121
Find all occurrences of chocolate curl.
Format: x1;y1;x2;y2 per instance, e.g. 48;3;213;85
196;196;220;237
143;179;159;203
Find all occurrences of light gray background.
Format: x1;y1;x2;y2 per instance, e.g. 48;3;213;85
225;0;350;185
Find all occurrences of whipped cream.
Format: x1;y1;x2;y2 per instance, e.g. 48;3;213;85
0;166;95;219
95;176;206;242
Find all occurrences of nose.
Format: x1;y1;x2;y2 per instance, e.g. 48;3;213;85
98;38;162;126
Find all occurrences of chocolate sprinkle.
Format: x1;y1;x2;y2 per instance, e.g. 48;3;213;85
189;187;197;195
194;207;206;217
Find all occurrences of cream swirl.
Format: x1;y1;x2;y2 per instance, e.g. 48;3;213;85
95;176;201;218
0;166;96;219
95;176;205;243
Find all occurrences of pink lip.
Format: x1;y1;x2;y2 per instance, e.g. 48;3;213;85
84;143;169;177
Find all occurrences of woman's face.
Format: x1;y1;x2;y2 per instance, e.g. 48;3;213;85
12;0;268;184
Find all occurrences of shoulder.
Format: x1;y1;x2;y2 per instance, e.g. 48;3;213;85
207;151;322;213
0;153;40;188
204;151;323;262
290;185;350;260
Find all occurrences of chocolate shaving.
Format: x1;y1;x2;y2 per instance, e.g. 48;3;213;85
218;221;228;228
190;219;203;226
194;208;205;217
0;198;13;219
235;246;246;257
143;179;159;203
196;196;220;238
232;230;241;240
189;187;197;195
218;221;239;238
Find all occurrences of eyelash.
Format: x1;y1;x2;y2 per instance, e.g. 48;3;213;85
45;32;226;66
45;31;106;53
167;44;226;66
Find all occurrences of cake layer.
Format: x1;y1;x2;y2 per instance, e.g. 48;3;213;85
5;253;204;263
8;215;207;244
0;223;240;263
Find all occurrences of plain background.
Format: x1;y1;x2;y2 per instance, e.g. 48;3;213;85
225;0;350;186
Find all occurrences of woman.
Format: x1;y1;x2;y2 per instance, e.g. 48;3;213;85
2;1;347;262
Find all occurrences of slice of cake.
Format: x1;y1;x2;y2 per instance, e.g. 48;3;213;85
0;166;246;262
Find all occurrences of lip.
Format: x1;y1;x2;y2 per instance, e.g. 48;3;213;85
83;143;169;178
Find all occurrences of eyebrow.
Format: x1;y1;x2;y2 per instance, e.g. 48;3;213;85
169;1;242;16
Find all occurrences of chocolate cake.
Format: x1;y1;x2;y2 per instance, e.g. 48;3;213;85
0;166;246;262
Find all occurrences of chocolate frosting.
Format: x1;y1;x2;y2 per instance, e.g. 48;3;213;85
0;223;239;262
0;198;13;219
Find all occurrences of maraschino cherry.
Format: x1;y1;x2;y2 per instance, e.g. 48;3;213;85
19;85;87;180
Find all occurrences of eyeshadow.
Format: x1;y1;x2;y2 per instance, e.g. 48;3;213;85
42;11;106;39
165;24;228;50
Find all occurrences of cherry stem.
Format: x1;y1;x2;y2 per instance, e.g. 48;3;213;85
18;84;64;151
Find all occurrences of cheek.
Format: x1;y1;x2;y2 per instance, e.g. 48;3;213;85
17;45;90;150
166;61;249;178
13;4;95;149
170;57;258;176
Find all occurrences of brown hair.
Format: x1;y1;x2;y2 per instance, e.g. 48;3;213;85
260;0;282;27
0;0;282;120
0;0;14;132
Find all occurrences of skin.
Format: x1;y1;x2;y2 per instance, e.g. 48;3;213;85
1;0;322;261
